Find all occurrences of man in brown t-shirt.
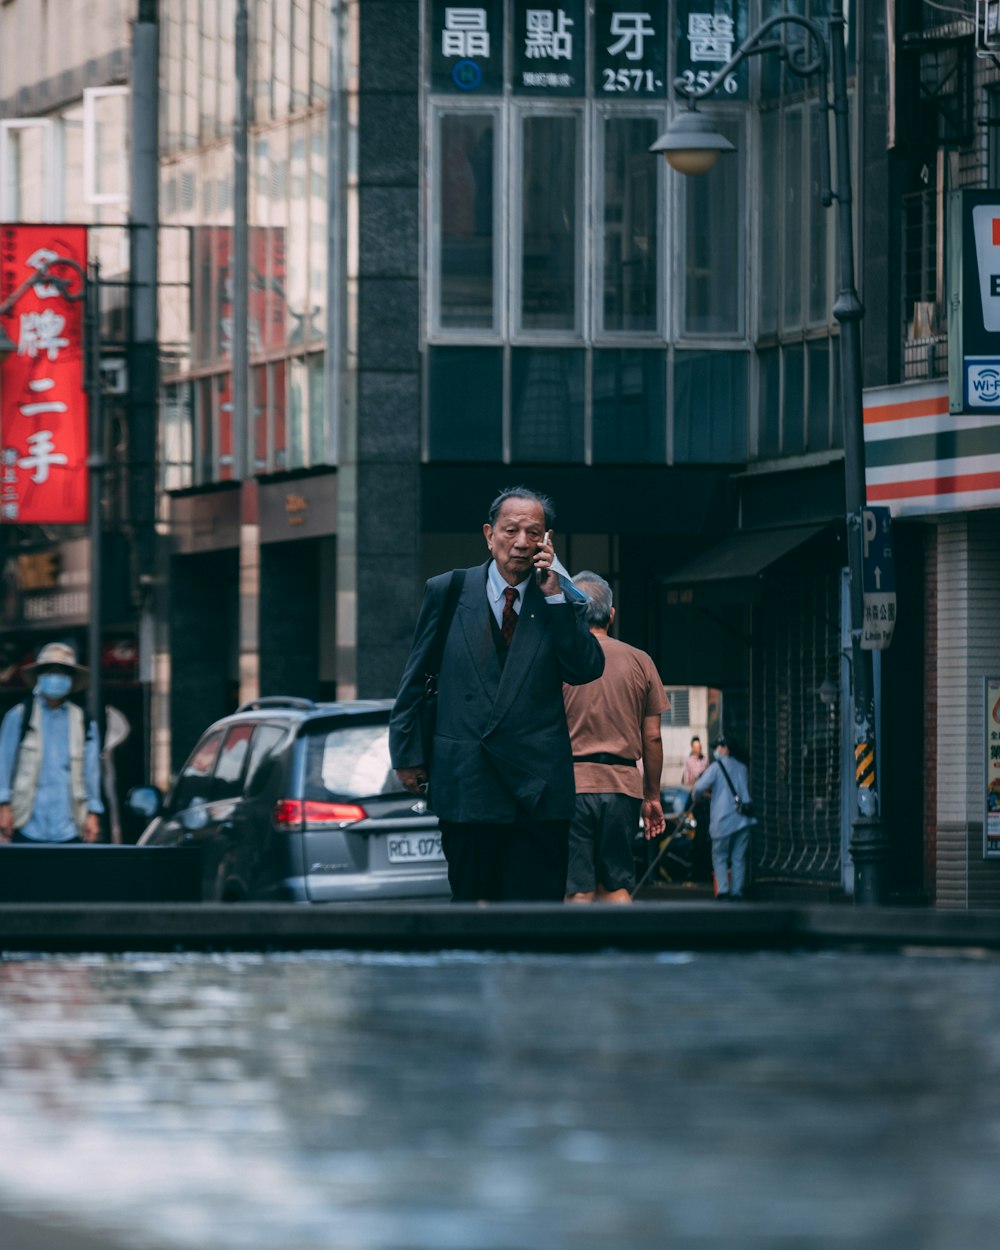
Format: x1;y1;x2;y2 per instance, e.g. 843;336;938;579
562;572;667;902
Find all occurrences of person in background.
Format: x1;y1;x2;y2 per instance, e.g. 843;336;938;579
690;736;756;901
682;734;712;881
562;572;667;903
682;735;708;787
0;642;104;844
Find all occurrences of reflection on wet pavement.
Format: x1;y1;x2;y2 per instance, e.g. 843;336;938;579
0;948;999;1249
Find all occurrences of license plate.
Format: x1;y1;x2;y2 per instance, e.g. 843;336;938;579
386;832;445;864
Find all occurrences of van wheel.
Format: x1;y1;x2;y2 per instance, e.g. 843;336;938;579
220;882;246;903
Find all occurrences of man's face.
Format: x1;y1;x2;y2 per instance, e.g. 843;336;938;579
484;498;546;587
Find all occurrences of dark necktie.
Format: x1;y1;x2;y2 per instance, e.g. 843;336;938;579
501;586;519;646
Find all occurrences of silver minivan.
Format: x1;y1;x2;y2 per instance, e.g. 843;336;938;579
132;698;450;902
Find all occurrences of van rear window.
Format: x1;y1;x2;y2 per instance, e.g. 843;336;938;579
303;723;400;799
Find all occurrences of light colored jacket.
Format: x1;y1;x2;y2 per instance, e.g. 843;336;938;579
691;754;756;840
11;698;89;834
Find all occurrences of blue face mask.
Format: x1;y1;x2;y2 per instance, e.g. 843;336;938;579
37;672;73;700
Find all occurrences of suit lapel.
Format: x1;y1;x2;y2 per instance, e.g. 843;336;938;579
485;577;546;732
456;562;501;699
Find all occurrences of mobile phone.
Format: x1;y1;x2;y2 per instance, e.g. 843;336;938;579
535;530;552;583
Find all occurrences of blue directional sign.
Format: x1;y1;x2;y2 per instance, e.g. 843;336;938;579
861;506;896;650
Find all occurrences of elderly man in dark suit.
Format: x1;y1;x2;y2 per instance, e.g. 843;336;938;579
390;487;604;902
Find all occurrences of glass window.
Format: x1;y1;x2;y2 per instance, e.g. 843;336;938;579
0;122;54;220
783;342;805;455
759;110;780;336
288;124;310;344
218;0;237;135
253;365;268;473
807;339;830;451
273;360;288;470
520;113;579;331
308;354;327;464
292;0;312;110
673;351;748;463
245;725;287;789
511;348;584;461
162;381;194;492
304;723;398;799
682;115;743;337
212;724;256;799
602;115;658;334
428;346;503;460
217;373;235;479
782;107;803;330
196;377;213;483
592;349;666;463
288;356;308;470
170;729;225;810
273;0;292;118
757;346;780;459
84;88;129;205
310;0;330;101
201;1;219;143
309;113;328;343
808;105;829;325
437;112;497;331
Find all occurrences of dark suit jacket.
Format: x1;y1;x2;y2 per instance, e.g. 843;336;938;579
389;562;605;824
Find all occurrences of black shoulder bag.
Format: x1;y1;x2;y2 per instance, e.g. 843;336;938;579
418;569;466;765
716;757;755;820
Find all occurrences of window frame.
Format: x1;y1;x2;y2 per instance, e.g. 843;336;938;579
427;100;505;342
592;101;665;343
83;86;130;207
674;106;748;344
0;118;61;219
511;100;587;343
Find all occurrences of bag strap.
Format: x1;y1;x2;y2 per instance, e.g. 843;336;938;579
424;569;466;684
715;756;739;798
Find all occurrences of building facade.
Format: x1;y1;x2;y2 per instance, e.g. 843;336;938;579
2;0;999;904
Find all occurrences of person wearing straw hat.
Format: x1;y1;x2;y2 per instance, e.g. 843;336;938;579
0;642;104;844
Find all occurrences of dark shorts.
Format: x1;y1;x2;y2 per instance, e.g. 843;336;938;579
566;792;641;896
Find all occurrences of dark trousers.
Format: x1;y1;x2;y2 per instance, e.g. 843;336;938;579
439;818;570;902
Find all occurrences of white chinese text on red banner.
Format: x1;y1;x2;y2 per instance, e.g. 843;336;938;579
0;224;89;525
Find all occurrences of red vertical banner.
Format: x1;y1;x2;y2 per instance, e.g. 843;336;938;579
0;225;89;525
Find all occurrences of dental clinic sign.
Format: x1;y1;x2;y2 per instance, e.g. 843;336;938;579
0;225;89;524
949;190;1000;412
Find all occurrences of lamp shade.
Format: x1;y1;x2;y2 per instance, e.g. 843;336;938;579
650;109;736;175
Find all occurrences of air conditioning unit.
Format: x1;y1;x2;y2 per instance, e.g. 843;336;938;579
977;0;1000;56
99;358;128;396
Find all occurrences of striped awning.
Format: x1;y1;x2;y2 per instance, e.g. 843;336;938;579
863;378;1000;516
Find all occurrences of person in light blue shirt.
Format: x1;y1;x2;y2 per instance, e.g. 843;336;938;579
0;642;104;844
690;736;757;901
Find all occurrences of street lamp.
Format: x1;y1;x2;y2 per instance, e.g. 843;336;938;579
0;254;105;733
652;0;888;904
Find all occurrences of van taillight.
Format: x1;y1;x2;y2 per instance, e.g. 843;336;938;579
272;799;366;830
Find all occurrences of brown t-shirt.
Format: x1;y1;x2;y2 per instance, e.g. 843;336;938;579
562;634;667;798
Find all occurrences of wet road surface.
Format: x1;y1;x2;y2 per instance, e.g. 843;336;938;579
0;947;998;1249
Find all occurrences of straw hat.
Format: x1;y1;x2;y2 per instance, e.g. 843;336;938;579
23;642;89;693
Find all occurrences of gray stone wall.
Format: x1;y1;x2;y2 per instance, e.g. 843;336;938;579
354;0;422;698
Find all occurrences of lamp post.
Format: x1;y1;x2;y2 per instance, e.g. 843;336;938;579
0;254;105;732
651;0;888;904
